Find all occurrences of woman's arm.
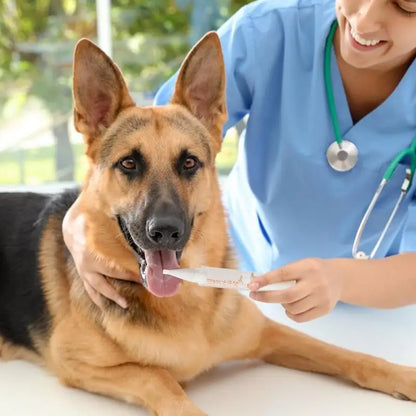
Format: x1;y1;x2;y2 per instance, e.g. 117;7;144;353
334;253;416;308
249;254;416;322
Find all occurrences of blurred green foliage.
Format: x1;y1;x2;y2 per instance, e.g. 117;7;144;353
0;0;254;116
0;0;252;184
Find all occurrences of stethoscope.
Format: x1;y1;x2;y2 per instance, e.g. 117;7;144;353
324;21;416;259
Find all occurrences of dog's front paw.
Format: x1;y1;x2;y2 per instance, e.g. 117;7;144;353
391;368;416;401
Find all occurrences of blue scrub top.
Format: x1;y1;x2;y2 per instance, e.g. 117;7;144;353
155;0;416;272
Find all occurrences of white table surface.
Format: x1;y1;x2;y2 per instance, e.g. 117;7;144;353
1;300;415;416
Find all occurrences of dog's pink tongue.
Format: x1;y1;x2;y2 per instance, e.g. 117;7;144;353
144;250;181;297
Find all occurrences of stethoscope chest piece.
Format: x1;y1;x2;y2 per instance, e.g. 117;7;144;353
326;139;358;172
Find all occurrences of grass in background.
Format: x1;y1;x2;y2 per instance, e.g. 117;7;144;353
0;130;239;185
0;144;87;185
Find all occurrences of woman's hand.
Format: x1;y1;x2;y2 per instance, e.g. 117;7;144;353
62;198;140;309
248;258;344;322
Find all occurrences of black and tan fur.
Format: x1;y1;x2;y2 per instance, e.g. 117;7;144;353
0;33;415;415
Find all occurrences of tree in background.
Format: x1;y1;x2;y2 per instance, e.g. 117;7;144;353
0;0;253;184
0;0;95;182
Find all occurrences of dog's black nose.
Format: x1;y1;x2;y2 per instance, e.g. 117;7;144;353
146;216;185;247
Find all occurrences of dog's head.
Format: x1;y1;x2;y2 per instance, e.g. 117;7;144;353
72;33;227;298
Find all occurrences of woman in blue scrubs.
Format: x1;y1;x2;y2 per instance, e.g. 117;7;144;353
63;0;416;322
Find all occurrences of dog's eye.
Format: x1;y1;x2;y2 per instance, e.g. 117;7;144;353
183;157;197;170
120;157;136;170
177;152;202;178
114;150;146;178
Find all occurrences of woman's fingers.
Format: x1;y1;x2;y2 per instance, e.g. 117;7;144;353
285;307;325;323
281;295;316;315
83;280;104;309
93;261;140;282
249;278;307;303
84;272;129;309
248;263;296;290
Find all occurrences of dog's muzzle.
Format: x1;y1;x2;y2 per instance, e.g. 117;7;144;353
117;215;186;297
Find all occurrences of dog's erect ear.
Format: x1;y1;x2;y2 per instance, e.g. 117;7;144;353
171;32;227;154
72;39;135;143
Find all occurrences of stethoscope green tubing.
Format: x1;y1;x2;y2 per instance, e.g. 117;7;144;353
385;145;416;184
324;21;342;146
324;20;416;185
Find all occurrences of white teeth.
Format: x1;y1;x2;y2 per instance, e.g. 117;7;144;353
350;27;381;47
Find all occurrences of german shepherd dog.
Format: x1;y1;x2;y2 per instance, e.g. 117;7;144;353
0;33;415;415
